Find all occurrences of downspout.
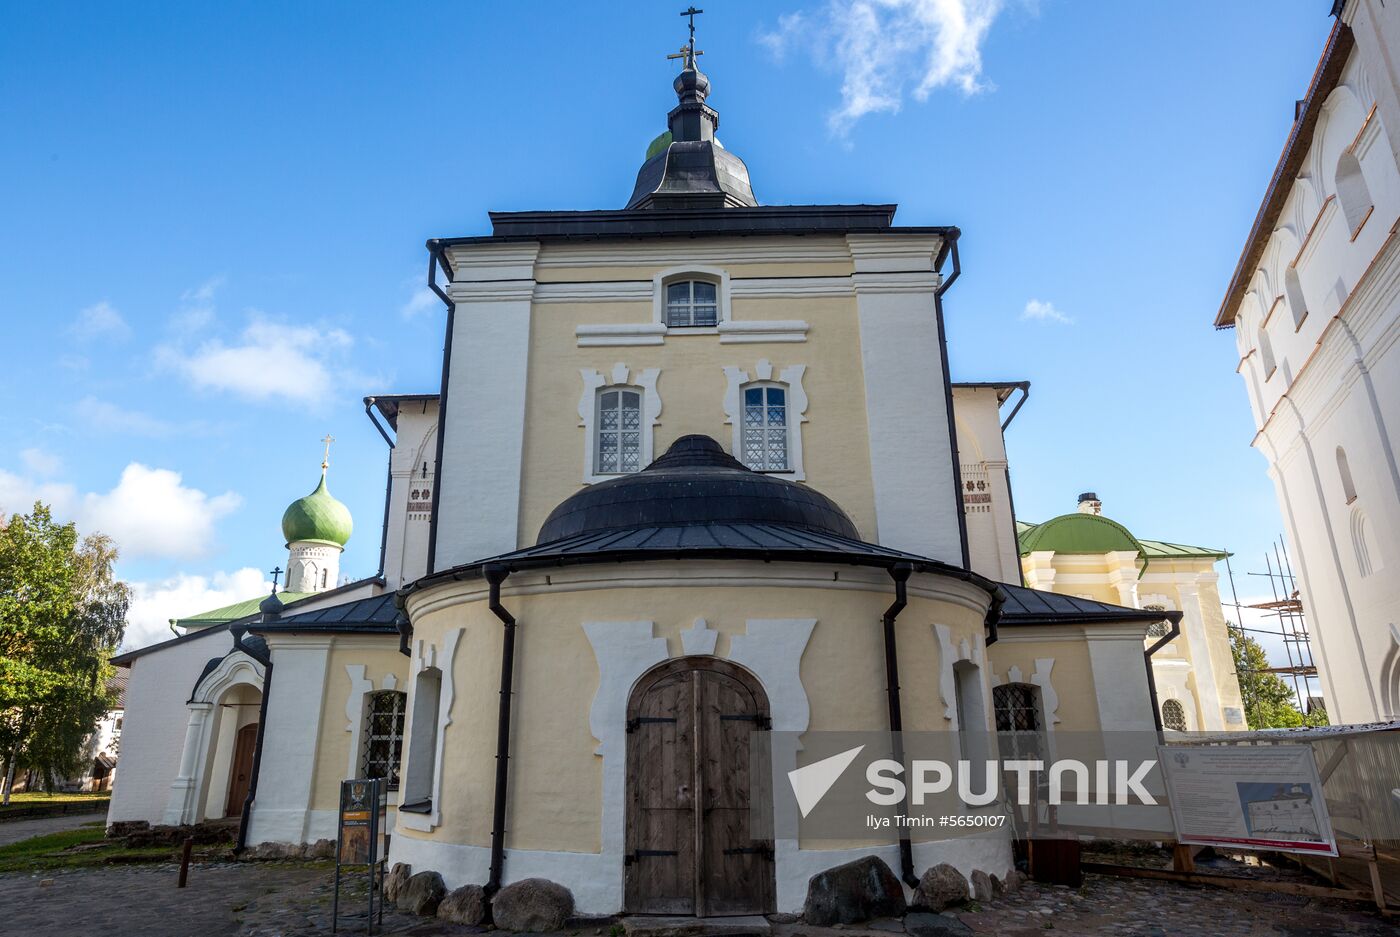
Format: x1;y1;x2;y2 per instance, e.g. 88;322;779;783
983;583;1005;647
233;595;280;853
485;565;518;902
424;240;455;575
1143;611;1184;735
880;563;919;888
364;397;396;583
997;382;1031;587
933;233;971;569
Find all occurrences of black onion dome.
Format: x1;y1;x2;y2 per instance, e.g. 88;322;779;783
537;435;860;544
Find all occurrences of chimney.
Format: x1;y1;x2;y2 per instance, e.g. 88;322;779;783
1077;492;1102;515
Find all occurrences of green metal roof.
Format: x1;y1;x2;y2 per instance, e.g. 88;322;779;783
173;591;313;630
1019;513;1143;557
281;473;353;547
1017;519;1229;560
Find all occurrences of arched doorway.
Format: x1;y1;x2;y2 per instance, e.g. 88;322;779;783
624;657;774;917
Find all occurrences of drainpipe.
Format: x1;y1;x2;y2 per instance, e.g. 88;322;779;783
485;565;518;900
364;397;395;584
233;594;280;853
983;584;1005;647
998;382;1031;587
424;241;455;576
933;234;971;570
880;563;920;888
1143;611;1184;735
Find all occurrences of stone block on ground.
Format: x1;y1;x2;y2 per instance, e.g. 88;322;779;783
400;870;447;916
383;862;412;904
801;855;906;926
438;883;487;926
969;870;993;902
912;864;968;912
492;877;575;932
904;912;973;937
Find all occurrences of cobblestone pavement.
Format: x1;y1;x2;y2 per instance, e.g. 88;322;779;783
0;812;104;846
0;862;1394;937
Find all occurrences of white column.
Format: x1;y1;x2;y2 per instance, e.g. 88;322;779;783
1177;582;1225;731
163;702;213;825
848;234;962;563
245;639;332;845
433;243;540;569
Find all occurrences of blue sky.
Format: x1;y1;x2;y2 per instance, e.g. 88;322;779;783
0;2;1331;649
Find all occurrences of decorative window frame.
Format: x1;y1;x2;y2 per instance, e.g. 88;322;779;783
343;666;401;784
653;266;730;334
721;359;808;480
397;627;461;833
578;364;662;484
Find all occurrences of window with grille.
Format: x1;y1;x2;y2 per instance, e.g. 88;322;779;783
596;388;642;474
1161;698;1188;732
665;279;719;327
362;690;406;790
741;385;788;472
1144;604;1168;638
993;682;1043;762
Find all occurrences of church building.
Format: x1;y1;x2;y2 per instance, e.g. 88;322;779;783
111;27;1207;916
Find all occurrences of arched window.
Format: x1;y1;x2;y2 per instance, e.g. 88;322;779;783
596;388;643;474
361;690;406;790
665;279;719;327
1285;266;1308;328
1337;446;1358;503
1336;151;1374;237
1258;326;1277;378
402;667;441;810
321;569;329;589
741;384;789;472
1161;698;1188;732
993;682;1044;762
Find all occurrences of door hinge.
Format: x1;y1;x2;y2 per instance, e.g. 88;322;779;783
722;845;775;861
720;713;772;730
625;849;679;866
626;716;678;734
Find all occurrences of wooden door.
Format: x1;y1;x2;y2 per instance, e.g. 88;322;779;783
624;658;774;917
225;722;258;817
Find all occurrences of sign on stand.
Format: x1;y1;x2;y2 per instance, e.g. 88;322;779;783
333;777;387;934
1158;744;1337;856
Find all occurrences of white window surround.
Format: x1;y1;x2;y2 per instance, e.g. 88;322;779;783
574;266;808;346
164;651;265;826
989;659;1062;730
397;628;461;833
343;666;401;783
722;360;808;480
578;364;662;484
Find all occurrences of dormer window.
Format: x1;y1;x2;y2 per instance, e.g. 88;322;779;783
665;279;719;327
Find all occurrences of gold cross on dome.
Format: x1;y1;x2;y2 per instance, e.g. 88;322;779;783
321;434;335;471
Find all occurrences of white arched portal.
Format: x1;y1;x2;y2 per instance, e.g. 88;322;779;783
162;650;265;826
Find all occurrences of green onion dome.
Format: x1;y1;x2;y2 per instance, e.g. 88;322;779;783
281;473;353;548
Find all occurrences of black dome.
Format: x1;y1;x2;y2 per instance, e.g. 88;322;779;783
537;435;860;545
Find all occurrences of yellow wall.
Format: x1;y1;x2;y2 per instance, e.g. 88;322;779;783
987;634;1102;734
400;570;990;854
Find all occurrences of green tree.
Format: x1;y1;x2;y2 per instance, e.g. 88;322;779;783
0;504;129;799
1230;630;1327;729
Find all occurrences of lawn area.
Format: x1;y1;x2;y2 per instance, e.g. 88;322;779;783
0;791;110;815
0;822;198;874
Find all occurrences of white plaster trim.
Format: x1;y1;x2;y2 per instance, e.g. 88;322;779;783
576;323;667;346
164;651;264;826
990;659;1061;728
721;360;808;480
578;365;662;484
716;320;809;343
729;277;853;298
651;265;731;328
537;281;651;304
343;667;404;783
680;618;718;655
934;623;986;723
397;628;462;832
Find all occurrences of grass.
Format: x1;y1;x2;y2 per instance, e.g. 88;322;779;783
0;822;206;874
0;791;110;815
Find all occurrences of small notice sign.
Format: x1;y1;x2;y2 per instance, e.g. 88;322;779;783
1158;744;1337;856
338;778;381;866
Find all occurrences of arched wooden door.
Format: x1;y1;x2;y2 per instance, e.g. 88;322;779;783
624;658;774;917
224;722;259;817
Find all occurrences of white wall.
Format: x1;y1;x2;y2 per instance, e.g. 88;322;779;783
952;386;1022;583
107;629;230;825
382;399;439;589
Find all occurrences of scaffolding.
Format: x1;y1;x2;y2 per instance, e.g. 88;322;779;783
1223;536;1323;713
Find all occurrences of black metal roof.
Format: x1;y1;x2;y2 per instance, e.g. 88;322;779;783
537;435;861;544
999;584;1182;627
252;591;400;634
367;393;438;432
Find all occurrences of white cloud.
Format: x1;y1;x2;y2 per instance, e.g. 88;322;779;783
171;276;225;335
78;464;241;558
75;396;177;438
400;285;439;319
20;447;63;476
0;470;77;519
760;0;1006;135
71;300;131;342
181;276;226;306
160;316;353;405
1021;298;1073;324
123;567;273;651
